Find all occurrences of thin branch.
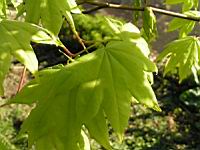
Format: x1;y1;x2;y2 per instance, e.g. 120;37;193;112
79;1;200;22
82;5;108;14
74;31;87;51
17;66;27;92
59;45;75;57
80;1;143;12
74;43;98;56
58;49;75;62
58;43;91;58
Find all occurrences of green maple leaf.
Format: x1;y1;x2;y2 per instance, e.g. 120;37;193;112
157;36;200;83
0;20;62;95
23;0;81;35
168;11;200;37
10;23;160;149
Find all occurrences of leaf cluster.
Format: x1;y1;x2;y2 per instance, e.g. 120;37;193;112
10;21;160;150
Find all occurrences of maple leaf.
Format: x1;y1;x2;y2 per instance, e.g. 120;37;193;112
24;0;81;35
157;36;200;82
11;27;160;149
168;11;200;37
0;20;62;95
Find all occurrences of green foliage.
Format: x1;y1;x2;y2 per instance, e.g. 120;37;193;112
0;20;62;95
180;87;200;110
142;7;158;42
0;134;17;150
162;1;200;83
168;11;200;37
10;22;160;150
157;36;200;83
0;100;29;150
62;14;117;41
21;0;80;35
0;0;200;149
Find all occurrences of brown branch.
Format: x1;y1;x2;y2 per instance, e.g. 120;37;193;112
79;1;200;22
80;1;143;12
82;5;107;14
17;66;27;93
60;46;76;57
59;44;89;58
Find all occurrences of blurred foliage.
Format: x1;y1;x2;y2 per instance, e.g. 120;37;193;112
0;104;29;150
33;14;123;68
61;14;118;41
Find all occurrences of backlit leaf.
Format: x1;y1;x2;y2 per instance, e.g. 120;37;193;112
0;20;62;95
24;0;81;35
142;7;158;42
10;24;160;149
157;36;200;82
168;11;200;37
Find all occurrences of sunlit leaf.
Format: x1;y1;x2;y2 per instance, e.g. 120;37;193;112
0;20;62;95
9;22;160;150
157;36;200;82
168;11;200;37
24;0;81;35
142;7;158;42
105;18;140;39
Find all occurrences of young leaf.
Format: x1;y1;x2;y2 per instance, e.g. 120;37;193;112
142;7;158;42
24;0;81;35
157;36;200;83
0;20;62;95
168;11;200;37
10;30;160;149
105;18;140;39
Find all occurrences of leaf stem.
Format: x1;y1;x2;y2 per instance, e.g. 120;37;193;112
59;49;75;62
74;43;99;56
59;38;120;59
60;45;76;57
